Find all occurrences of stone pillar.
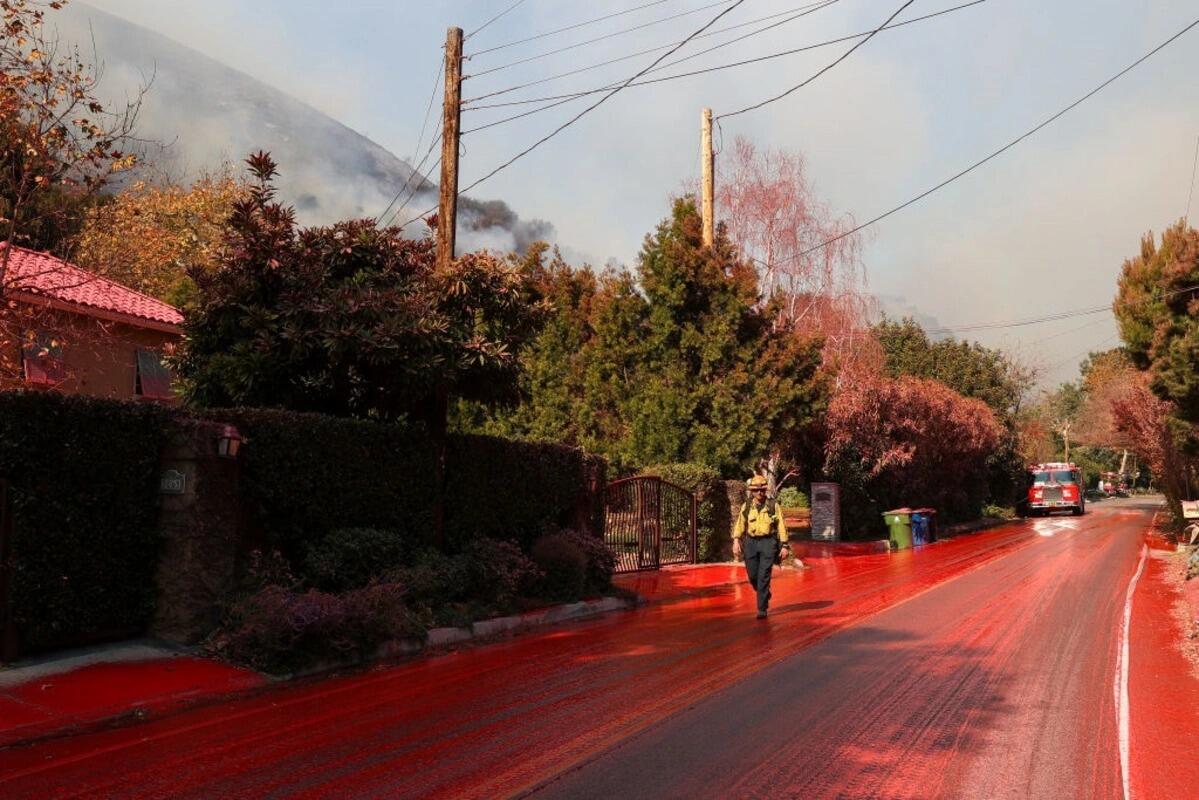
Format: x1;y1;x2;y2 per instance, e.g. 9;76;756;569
810;482;842;541
151;419;243;644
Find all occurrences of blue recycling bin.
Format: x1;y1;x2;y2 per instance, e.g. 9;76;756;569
910;512;929;545
911;508;937;545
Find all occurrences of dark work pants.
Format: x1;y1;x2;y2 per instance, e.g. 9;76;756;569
742;536;779;613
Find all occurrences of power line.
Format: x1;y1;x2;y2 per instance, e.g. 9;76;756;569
467;0;735;75
462;2;984;118
466;0;530;41
923;284;1199;336
376;59;443;225
384;143;442;229
463;0;837;105
455;0;751;202
469;0;676;57
927;305;1110;335
1186;133;1199;226
782;16;1199;265
716;0;914;121
380;131;442;228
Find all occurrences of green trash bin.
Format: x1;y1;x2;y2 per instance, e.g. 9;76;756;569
883;508;913;550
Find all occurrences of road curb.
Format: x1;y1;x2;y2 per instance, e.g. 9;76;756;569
422;596;636;653
0;595;638;752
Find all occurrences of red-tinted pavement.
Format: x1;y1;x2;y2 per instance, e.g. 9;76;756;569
0;656;265;748
0;500;1190;798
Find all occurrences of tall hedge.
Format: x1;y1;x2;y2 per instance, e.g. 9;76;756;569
206;409;438;562
448;434;602;549
641;464;727;562
209;410;602;562
0;392;168;652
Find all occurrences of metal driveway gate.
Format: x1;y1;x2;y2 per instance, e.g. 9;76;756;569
604;476;697;573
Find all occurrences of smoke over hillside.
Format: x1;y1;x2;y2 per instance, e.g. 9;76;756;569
57;2;553;254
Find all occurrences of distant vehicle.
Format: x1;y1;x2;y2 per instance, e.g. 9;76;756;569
1099;470;1131;497
1027;462;1086;516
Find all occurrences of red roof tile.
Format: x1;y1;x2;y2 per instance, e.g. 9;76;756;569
1;244;183;330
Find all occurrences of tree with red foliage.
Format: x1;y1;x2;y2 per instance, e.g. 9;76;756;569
718;137;871;370
1110;372;1197;524
824;374;1003;531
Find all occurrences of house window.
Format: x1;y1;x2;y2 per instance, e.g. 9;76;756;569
135;349;173;400
21;332;66;386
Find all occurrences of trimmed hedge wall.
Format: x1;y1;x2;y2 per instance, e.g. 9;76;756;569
0;395;603;657
0;392;168;652
205;410;439;563
207;410;603;565
448;434;604;549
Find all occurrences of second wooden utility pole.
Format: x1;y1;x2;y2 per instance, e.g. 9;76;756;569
701;107;714;248
438;26;464;274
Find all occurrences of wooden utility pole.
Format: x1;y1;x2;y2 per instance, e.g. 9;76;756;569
701;107;714;248
437;26;464;274
430;26;463;549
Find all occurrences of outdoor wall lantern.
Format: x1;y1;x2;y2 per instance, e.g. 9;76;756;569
216;424;244;459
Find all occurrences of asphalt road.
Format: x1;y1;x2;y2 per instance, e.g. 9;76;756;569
0;499;1171;799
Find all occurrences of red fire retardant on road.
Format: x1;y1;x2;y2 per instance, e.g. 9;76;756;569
0;502;1189;798
0;657;264;748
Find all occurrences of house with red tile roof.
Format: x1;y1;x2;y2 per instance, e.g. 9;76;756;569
0;243;183;400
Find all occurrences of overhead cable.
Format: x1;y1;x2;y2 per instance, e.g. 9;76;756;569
466;0;530;41
401;0;750;229
464;0;839;104
781;16;1199;264
381;132;442;228
377;60;444;225
716;0;914;120
461;1;984;126
922;284;1199;336
469;0;676;57
467;0;736;74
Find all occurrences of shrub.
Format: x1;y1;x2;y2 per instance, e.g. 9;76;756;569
981;504;1016;520
824;375;1003;532
0;391;169;654
466;537;542;609
211;581;424;674
547;528;615;594
642;464;725;562
530;533;588;602
303;528;407;592
392;538;541;618
776;486;809;509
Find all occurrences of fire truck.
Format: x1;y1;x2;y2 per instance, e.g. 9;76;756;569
1026;462;1086;517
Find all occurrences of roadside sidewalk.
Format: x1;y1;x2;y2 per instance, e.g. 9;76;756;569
0;641;265;749
0;595;637;751
1129;529;1199;798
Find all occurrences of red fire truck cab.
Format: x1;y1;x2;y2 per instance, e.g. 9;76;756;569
1026;462;1086;516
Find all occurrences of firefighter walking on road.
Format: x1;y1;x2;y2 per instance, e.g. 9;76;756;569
733;475;791;619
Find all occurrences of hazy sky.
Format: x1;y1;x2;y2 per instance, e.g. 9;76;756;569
82;0;1199;388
